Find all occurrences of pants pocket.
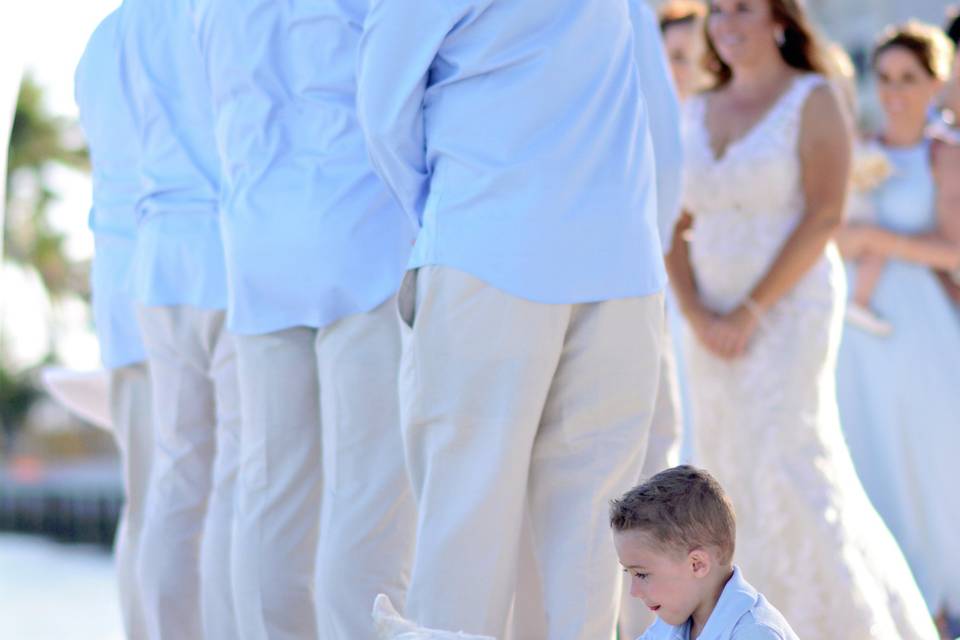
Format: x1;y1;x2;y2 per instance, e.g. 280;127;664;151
396;268;419;333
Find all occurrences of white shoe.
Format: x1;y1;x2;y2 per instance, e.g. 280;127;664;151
372;595;496;640
846;304;893;337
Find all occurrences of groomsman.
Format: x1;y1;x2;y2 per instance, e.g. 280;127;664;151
118;1;240;637
75;11;154;638
358;2;666;639
190;1;417;637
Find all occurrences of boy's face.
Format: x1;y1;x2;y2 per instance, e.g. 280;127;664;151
614;530;706;627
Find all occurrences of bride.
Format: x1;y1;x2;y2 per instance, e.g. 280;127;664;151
666;0;938;637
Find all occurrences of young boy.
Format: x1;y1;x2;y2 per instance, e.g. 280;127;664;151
610;466;798;640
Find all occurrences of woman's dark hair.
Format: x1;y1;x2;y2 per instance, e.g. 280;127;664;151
945;6;960;46
659;0;708;35
702;0;833;88
872;21;954;82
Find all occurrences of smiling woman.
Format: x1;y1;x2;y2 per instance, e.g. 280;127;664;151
666;0;940;637
702;0;831;90
836;21;960;636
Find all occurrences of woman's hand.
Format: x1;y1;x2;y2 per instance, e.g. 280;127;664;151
689;305;760;360
837;224;880;259
687;307;721;356
836;225;866;259
710;305;761;360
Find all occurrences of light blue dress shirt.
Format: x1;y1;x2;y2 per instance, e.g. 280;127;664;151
629;0;684;250
358;0;666;304
639;567;799;640
118;0;226;310
189;0;415;335
75;10;146;369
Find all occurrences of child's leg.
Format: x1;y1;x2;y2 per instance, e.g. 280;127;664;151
853;253;886;309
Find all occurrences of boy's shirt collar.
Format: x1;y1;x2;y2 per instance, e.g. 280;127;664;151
695;566;758;639
647;566;758;640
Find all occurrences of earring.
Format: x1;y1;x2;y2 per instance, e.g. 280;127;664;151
774;27;786;47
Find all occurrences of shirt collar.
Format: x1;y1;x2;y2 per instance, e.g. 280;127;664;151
694;566;758;640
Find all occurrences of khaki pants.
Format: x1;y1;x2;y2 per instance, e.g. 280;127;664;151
109;362;153;640
514;319;684;640
399;266;663;640
231;299;415;640
136;305;241;640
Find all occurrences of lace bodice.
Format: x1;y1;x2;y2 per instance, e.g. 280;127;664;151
681;74;836;312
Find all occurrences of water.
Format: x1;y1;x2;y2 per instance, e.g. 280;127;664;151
0;533;123;639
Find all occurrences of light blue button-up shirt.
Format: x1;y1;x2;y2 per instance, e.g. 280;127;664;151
357;0;666;304
118;0;226;310
639;567;799;640
630;0;684;250
189;0;415;335
75;10;146;369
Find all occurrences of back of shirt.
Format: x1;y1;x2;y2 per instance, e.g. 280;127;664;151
190;0;415;334
359;0;666;304
119;0;227;309
75;9;145;368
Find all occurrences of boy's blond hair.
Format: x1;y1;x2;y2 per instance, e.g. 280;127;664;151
610;465;736;565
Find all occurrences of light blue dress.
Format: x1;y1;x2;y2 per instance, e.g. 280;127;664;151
837;139;960;614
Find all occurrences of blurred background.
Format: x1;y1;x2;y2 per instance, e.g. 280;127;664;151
0;0;955;638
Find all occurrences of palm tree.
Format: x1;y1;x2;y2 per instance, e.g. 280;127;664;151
1;74;89;444
5;74;88;297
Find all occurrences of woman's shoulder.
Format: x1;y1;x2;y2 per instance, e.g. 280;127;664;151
797;74;847;130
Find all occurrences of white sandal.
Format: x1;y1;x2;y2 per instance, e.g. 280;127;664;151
846;303;894;337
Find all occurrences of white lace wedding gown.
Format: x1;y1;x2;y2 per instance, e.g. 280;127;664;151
681;73;938;639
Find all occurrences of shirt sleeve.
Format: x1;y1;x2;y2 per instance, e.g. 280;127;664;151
631;1;683;250
357;0;470;227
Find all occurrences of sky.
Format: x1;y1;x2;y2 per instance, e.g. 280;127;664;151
20;0;121;118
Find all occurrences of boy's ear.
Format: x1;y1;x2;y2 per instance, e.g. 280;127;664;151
688;548;711;578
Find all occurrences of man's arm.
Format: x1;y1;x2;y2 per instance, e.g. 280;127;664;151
630;1;683;250
631;1;683;247
357;0;470;226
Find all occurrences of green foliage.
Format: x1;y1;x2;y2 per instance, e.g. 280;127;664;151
0;365;42;445
7;74;88;178
4;74;89;299
1;75;90;444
